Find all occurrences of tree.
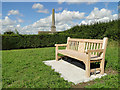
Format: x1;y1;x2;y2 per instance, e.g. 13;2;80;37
4;30;15;35
15;29;19;35
4;29;20;35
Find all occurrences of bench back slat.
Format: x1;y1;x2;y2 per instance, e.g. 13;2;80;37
69;38;103;43
91;43;94;55
96;43;99;55
86;42;89;50
78;42;85;53
66;37;108;57
93;43;96;55
88;42;91;49
100;43;102;49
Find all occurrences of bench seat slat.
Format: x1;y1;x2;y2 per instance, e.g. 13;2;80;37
58;50;103;61
58;49;88;62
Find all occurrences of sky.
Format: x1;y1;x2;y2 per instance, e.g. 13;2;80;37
1;1;119;34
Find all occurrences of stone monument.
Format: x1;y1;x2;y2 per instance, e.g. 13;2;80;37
51;8;56;33
38;8;57;34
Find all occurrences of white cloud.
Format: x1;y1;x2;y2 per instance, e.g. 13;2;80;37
16;24;20;28
32;3;49;14
80;20;87;25
0;16;23;34
17;18;24;23
2;16;16;26
8;10;20;16
81;8;118;25
55;10;85;25
1;10;24;33
112;14;118;20
86;7;112;20
58;0;99;4
37;9;49;13
32;3;43;9
58;0;65;4
56;7;63;11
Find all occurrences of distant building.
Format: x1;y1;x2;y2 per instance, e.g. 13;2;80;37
38;31;55;34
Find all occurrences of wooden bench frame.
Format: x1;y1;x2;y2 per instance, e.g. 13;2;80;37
55;37;108;77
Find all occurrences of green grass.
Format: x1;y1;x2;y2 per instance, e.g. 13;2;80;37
2;44;119;88
85;74;118;88
2;47;72;88
105;46;118;70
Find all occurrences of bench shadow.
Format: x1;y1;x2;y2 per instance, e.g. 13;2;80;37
62;57;85;70
61;56;108;70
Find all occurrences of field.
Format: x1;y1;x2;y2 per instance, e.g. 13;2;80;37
2;43;119;88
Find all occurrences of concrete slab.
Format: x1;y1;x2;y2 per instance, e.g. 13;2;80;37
43;59;107;84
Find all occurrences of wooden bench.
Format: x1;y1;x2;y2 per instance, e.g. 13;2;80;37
55;37;108;77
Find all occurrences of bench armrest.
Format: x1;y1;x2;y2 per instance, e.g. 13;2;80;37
85;49;104;53
55;44;67;47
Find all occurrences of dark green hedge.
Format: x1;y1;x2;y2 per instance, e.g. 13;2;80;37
2;34;78;50
2;33;119;50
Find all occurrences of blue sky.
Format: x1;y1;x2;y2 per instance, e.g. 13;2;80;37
1;1;119;34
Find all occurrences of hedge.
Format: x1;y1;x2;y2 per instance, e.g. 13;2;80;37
2;34;78;50
2;32;119;50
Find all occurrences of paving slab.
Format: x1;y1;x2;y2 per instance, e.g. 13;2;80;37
43;59;107;84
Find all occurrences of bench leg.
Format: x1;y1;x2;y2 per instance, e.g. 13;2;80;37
55;46;58;61
86;61;90;78
100;59;105;74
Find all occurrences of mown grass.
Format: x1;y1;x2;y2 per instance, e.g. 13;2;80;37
85;74;118;88
2;47;72;88
105;46;118;70
2;41;119;88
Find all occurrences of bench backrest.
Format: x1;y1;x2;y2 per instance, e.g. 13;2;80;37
66;37;108;57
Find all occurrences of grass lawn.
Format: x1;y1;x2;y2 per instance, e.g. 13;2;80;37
2;47;72;88
2;45;119;88
85;74;118;88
